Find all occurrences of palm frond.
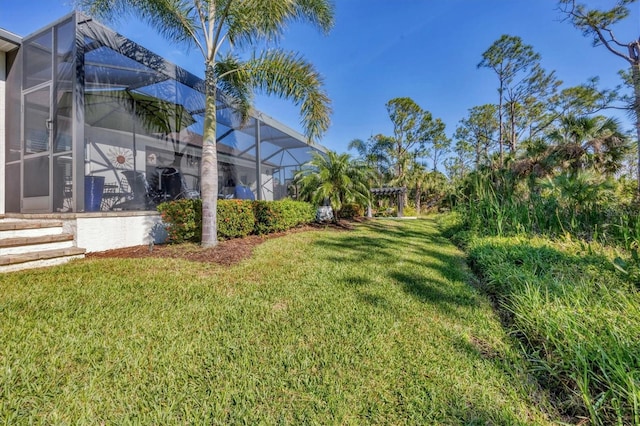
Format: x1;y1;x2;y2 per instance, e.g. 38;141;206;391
214;53;253;125
226;0;334;46
77;0;201;50
245;49;331;142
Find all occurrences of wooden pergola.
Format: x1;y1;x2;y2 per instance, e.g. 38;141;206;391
370;187;407;217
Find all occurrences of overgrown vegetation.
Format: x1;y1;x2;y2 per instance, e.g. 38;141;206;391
440;12;640;418
158;199;314;242
442;166;640;423
463;230;640;425
0;219;556;424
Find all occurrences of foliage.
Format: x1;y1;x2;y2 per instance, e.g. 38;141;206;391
217;200;256;240
463;234;640;425
158;199;314;242
452;167;640;245
558;0;640;194
0;219;555;424
295;150;371;220
384;97;448;184
339;203;364;219
348;136;392;186
252;199;315;235
478;35;559;162
157;198;202;243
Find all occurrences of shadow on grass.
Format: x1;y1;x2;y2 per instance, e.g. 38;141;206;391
389;271;478;313
312;219;480;317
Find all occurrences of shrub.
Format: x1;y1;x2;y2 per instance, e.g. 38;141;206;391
217;200;256;240
402;206;417;217
339;203;364;219
253;199;314;235
158;199;255;243
159;199;315;242
157;199;202;243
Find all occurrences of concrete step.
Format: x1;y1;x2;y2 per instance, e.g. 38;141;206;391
0;220;65;239
0;233;75;256
0;247;86;273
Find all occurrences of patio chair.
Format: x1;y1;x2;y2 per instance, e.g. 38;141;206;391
151;167;199;202
118;170;153;210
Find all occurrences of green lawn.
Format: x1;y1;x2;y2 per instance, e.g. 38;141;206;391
0;218;555;424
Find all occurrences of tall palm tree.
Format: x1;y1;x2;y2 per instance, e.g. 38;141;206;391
294;151;371;221
77;0;333;246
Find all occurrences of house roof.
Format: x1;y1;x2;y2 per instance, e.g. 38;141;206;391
0;28;21;52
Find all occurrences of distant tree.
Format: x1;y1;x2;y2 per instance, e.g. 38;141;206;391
78;0;334;246
294;151;371;221
445;144;473;181
348;136;393;186
406;161;429;213
454;104;499;170
425;118;450;172
559;0;640;192
479;35;556;163
384;97;447;203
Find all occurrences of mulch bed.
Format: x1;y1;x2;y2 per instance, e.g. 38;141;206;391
86;221;355;266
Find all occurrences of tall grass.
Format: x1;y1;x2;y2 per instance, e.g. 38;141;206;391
451;223;640;424
455;169;640;284
446;168;640;423
456;169;640;245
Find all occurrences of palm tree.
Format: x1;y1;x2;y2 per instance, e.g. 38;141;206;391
547;115;629;176
294;151;371;221
77;0;333;246
348;136;393;186
405;161;429;214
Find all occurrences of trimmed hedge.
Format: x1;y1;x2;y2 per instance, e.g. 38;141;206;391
253;199;315;235
218;200;256;240
157;199;314;243
157;199;202;243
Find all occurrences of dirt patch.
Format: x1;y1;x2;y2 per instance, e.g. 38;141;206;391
87;221;355;266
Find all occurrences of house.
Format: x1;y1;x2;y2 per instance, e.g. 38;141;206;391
0;11;325;269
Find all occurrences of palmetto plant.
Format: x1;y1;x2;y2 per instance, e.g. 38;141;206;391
77;0;334;246
294;151;371;221
546;115;629;176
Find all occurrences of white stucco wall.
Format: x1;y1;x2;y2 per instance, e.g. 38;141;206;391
0;51;6;215
74;213;165;252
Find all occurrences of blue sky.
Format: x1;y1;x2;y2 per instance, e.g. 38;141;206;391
1;0;638;155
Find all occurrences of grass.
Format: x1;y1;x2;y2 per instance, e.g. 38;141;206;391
464;233;640;425
0;218;555;424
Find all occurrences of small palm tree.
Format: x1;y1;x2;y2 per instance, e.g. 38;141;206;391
295;151;371;221
348;136;393;186
547;115;629;176
405;161;429;214
77;0;334;246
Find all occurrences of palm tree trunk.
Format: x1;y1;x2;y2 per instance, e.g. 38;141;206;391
201;64;219;247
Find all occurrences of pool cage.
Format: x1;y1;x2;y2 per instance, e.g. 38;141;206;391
5;11;325;213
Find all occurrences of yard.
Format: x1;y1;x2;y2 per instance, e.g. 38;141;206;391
0;218;556;424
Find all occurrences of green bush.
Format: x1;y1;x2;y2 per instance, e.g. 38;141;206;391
253;199;315;235
403;206;417;217
157;199;202;243
339;203;364;219
217;200;256;240
158;199;314;242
